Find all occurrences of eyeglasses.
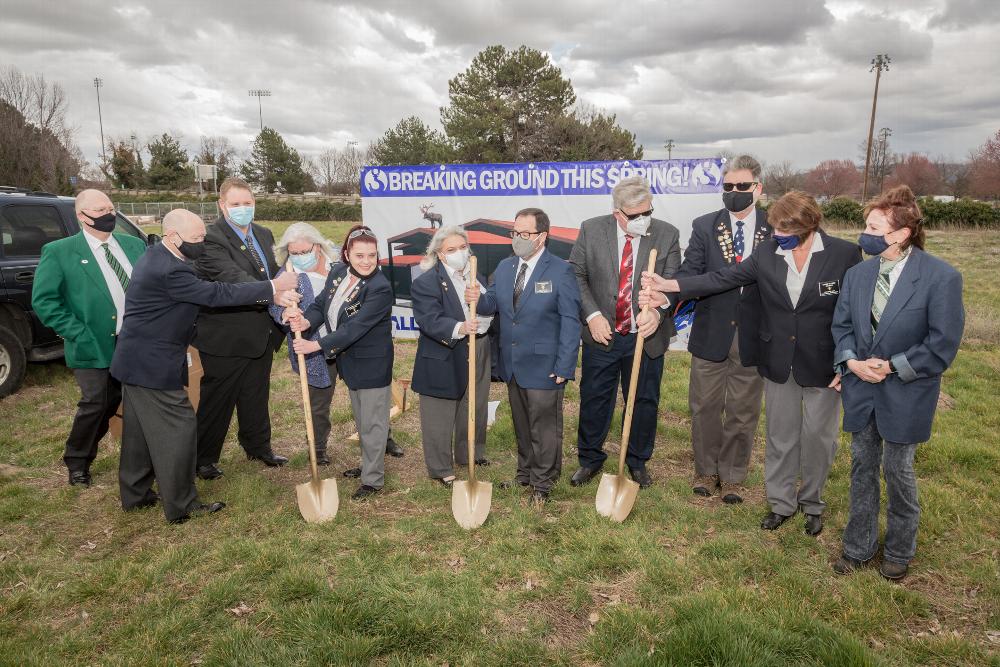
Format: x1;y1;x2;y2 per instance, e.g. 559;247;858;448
288;247;315;256
722;182;758;192
348;228;376;240
618;207;653;221
508;230;544;240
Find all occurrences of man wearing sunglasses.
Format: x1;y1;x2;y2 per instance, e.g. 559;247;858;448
671;154;771;503
567;176;681;490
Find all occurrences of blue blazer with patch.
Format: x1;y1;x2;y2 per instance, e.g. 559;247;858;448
832;247;964;444
410;261;493;400
302;264;394;391
483;249;581;390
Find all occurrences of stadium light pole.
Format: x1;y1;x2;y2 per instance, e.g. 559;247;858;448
862;54;890;202
248;89;271;132
664;139;675;160
94;78;107;170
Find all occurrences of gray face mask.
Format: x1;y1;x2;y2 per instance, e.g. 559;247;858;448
511;234;540;259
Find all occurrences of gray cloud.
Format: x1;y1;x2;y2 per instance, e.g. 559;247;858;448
929;0;1000;29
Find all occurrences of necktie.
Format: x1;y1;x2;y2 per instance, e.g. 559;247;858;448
245;234;268;277
614;235;634;335
101;243;130;291
513;262;528;308
870;254;905;334
733;220;745;262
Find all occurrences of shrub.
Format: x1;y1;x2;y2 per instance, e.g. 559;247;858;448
821;197;864;226
918;197;1000;228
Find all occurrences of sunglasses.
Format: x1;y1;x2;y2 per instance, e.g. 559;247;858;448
722;182;758;192
348;228;377;240
618;208;654;221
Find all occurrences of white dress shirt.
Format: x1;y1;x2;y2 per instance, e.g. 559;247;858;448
319;273;358;336
585;222;649;332
446;263;494;340
82;228;133;334
730;207;758;259
515;247;545;288
775;232;825;308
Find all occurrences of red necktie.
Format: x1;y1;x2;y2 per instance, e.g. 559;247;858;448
614;235;634;335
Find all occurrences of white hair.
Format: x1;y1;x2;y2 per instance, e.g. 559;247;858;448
274;222;339;268
420;225;469;270
612;176;653;210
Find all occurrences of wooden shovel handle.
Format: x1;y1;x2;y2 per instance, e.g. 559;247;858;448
467;256;478;484
285;261;319;484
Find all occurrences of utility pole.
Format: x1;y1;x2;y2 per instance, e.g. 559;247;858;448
248;89;271;133
876;127;892;193
664;138;675;160
94;78;107;170
862;54;890;202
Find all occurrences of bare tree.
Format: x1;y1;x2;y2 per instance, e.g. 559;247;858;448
197;135;238;182
314;148;338;194
763;160;805;197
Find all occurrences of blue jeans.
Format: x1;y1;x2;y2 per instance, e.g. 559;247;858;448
841;417;920;565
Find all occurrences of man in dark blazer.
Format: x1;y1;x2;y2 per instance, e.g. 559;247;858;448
673;155;772;503
32;189;146;487
111;210;298;523
476;208;581;503
568;176;681;489
193;177;287;479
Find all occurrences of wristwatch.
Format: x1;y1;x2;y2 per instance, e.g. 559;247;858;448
888;358;896;374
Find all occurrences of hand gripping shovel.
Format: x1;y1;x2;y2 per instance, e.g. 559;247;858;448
452;256;492;529
284;264;339;523
595;248;658;523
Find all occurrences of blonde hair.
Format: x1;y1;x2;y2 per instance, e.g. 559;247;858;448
274;222;339;269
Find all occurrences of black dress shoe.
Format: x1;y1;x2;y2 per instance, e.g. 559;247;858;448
628;466;653;489
833;554;872;575
760;511;792;530
196;464;224;480
169;501;225;524
531;489;550;504
68;471;92;487
352;484;381;500
315;451;331;466
474;458;491;466
248;452;288;467
343;467;362;478
385;437;404;458
499;479;530;490
879;560;909;581
804;514;823;536
570;465;601;487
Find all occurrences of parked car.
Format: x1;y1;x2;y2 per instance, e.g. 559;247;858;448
0;187;155;397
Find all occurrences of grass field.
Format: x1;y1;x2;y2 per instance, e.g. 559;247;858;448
1;225;998;666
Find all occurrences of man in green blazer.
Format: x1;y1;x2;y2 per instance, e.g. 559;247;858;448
32;190;146;487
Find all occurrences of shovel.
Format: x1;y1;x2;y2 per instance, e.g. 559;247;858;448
596;248;658;523
452;256;492;529
284;263;339;523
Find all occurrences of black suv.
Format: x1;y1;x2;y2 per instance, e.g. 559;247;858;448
0;187;154;397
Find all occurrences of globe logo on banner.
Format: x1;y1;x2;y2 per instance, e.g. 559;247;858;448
691;161;722;187
364;168;388;192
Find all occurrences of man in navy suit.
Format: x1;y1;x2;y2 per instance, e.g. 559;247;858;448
111;210;299;524
473;208;581;503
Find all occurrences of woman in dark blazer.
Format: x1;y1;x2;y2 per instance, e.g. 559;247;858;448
287;225;393;500
410;226;495;487
641;191;861;536
831;186;964;580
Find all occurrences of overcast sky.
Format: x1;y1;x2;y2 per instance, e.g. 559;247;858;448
3;0;998;170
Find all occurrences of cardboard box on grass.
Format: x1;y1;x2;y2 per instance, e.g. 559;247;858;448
108;347;204;441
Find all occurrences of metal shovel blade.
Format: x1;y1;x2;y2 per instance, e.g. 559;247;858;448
451;480;493;529
595;473;640;523
296;478;340;523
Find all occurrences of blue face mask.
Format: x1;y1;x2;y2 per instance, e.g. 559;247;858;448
773;233;799;250
290;250;318;271
858;232;891;256
227;205;254;227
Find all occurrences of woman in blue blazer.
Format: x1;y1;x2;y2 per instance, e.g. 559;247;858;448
410;226;495;487
832;186;964;580
288;226;394;500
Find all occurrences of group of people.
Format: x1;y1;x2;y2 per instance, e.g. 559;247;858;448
32;158;964;580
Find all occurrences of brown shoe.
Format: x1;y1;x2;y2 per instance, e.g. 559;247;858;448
719;482;746;504
692;474;718;497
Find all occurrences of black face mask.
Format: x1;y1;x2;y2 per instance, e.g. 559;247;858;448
177;239;205;260
722;190;754;213
83;211;117;233
349;264;377;279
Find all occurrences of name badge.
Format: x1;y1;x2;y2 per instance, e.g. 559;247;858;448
818;280;840;296
535;280;553;294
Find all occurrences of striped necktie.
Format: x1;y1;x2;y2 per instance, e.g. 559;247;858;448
101;243;130;291
870;253;906;334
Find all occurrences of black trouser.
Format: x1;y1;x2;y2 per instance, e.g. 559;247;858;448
576;332;664;470
65;368;121;474
196;348;274;467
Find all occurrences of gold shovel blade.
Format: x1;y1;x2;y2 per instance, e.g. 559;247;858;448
595;473;640;523
451;480;493;529
296;477;340;523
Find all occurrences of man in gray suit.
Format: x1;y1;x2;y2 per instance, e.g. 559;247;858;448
568;176;681;489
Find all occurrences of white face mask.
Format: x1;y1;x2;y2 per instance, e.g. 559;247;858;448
626;213;651;236
442;248;470;271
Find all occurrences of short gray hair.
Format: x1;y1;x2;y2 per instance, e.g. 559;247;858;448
723;154;762;181
420;225;469;270
612;176;652;210
274;222;339;268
